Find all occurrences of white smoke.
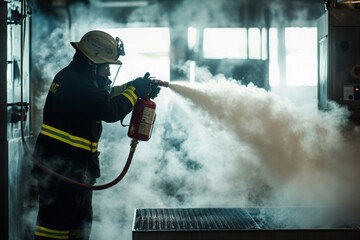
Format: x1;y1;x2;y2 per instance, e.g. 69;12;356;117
90;75;360;239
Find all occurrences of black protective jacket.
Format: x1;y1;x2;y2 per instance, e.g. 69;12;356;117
32;53;137;183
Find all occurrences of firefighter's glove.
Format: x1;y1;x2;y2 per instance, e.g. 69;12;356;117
149;83;161;99
131;72;151;98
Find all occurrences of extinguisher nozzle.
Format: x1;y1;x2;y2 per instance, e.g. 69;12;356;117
152;79;169;88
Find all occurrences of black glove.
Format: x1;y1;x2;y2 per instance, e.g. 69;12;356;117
130;72;151;98
149;83;161;99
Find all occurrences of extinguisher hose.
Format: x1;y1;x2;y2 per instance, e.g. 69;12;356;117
22;133;138;190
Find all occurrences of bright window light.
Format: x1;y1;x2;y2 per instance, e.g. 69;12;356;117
203;28;247;59
285;27;317;86
269;28;280;86
100;28;170;85
248;28;261;59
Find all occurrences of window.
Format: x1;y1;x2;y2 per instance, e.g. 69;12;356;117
248;28;261;59
269;28;280;86
203;28;247;59
201;27;317;87
285;27;317;86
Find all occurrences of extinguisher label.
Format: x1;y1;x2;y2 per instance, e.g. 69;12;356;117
141;107;155;123
139;107;155;135
139;123;152;136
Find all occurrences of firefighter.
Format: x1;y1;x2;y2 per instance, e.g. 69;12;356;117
31;30;160;239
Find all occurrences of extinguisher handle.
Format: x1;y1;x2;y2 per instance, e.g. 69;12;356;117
148;78;169;99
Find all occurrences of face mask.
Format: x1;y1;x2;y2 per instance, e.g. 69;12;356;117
97;76;112;92
95;63;112;92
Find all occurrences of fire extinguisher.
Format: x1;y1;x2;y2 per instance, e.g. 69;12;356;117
128;97;156;141
127;79;169;141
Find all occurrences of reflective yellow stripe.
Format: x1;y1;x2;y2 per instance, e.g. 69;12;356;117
36;226;70;234
121;86;138;107
128;86;135;91
35;226;69;239
40;124;98;152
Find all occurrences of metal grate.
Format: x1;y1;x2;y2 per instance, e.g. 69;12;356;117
134;208;267;231
132;208;360;240
133;207;360;231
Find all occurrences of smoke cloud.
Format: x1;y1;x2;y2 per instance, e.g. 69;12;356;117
91;74;360;239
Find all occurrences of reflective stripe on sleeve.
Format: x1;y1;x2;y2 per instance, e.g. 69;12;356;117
35;226;70;239
120;86;138;107
40;124;98;152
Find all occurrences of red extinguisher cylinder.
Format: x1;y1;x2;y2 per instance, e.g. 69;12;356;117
128;97;156;141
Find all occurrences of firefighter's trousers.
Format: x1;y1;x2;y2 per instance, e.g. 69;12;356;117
33;177;93;240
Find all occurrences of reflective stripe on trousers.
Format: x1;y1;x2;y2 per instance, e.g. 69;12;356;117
34;226;69;239
34;226;91;239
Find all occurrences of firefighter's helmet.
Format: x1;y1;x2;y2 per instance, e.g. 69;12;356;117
71;30;125;65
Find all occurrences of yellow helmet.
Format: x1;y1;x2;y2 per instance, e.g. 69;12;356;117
71;30;125;65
